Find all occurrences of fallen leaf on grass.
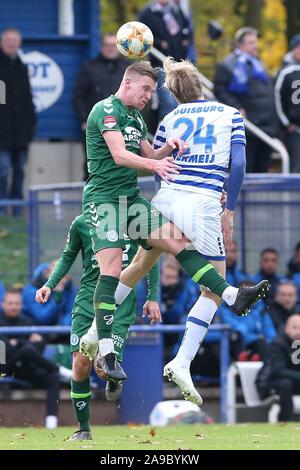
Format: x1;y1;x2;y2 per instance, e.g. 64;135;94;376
149;427;156;437
14;433;27;440
194;433;204;440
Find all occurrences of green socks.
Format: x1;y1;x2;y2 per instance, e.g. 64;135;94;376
93;275;119;340
176;247;229;297
71;378;91;432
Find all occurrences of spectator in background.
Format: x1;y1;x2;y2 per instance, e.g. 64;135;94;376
0;28;36;216
0;289;60;429
287;241;300;277
251;248;282;301
73;33;128;179
172;0;197;63
275;34;300;173
22;261;76;326
159;256;199;360
214;27;278;173
0;281;5;307
256;314;300;421
138;0;193;119
267;280;298;332
287;242;300;300
225;240;248;287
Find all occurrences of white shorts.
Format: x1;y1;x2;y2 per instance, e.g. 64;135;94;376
152;188;225;261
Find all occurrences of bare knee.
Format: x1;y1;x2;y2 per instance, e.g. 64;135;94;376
96;249;122;278
72;352;91;381
201;288;222;306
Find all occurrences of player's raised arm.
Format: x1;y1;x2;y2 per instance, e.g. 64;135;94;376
35;218;82;304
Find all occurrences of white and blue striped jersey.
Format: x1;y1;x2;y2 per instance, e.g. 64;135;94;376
153;100;246;199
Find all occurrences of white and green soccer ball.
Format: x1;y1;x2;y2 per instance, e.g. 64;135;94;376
116;21;154;60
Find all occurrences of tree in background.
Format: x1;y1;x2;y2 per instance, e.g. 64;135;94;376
260;0;287;74
284;0;300;43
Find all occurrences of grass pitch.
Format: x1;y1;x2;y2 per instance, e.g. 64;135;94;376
0;423;299;450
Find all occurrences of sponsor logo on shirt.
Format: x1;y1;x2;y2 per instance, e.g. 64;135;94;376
106;230;119;242
103;115;117;129
123;126;142;146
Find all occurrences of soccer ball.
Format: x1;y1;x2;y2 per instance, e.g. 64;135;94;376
116;21;154;60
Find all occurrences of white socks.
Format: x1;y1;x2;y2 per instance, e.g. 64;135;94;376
87;318;98;341
175;296;218;369
115;281;133;305
98;338;114;356
221;286;238;306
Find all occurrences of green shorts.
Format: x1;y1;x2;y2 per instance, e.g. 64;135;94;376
83;195;169;254
70;291;137;353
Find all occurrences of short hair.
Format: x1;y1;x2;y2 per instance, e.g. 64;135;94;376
124;61;158;83
276;279;298;292
102;33;116;42
235;27;257;46
260;247;278;258
4;288;21;298
163;57;203;103
1;28;21;39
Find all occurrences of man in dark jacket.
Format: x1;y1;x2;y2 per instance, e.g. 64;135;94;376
73;33;128;179
267;280;298;332
0;289;60;428
138;0;193;119
256;314;300;421
214;27;278;173
275;34;300;173
250;248;283;302
0;28;36;215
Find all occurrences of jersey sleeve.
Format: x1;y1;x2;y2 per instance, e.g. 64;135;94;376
153;119;167;150
231;111;246;146
96;99;122;135
45;218;81;289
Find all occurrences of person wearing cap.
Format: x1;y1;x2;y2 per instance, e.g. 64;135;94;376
275;34;300;173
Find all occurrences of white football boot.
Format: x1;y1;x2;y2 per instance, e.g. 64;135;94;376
163;360;203;406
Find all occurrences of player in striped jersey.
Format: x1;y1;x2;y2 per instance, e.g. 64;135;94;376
80;59;269;405
150;57;248;404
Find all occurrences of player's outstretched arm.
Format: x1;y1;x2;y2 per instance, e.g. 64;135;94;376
35;218;81;304
140;137;186;160
104;131;181;182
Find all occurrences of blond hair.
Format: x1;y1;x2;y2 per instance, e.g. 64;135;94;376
163;57;203;103
124;61;158;83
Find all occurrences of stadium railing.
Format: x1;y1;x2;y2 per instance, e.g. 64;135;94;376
150;46;290;173
0;323;230;423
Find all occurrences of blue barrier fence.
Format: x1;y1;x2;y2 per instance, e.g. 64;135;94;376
0;324;230;423
27;175;300;281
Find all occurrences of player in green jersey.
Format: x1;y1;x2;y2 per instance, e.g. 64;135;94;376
82;60;268;383
35;214;160;441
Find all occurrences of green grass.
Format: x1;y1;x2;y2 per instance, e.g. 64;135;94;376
0;215;28;286
0;424;300;450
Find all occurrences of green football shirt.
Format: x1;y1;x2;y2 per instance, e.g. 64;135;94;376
83;95;148;204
